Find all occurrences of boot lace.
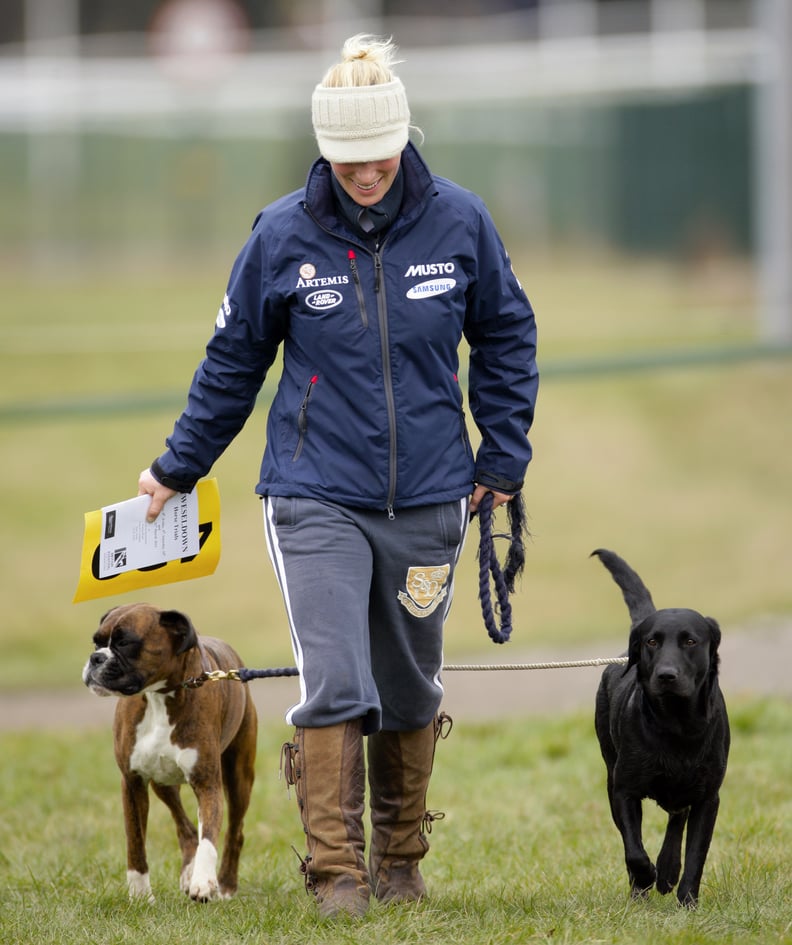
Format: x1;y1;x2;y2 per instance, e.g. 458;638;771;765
434;711;453;743
290;845;318;894
421;809;446;836
280;740;298;794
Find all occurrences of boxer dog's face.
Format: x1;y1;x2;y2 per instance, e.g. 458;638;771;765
82;604;198;697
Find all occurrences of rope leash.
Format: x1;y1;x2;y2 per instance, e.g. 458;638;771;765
180;490;627;690
441;657;627;671
182;656;627;689
475;490;527;644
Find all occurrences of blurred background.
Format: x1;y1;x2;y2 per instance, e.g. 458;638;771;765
2;0;786;283
1;0;791;696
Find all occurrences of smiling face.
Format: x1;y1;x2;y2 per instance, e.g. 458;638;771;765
329;155;401;206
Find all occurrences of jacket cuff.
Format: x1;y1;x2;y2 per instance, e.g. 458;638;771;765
150;458;197;494
475;470;523;495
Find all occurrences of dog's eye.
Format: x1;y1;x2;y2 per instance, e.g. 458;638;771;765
645;638;657;648
684;638;697;647
111;631;138;651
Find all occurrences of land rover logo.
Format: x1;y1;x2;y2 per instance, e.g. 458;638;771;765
306;289;343;311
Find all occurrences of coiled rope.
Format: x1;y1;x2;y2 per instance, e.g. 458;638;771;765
475;490;527;644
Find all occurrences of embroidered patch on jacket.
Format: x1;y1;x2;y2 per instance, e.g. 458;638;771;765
405;278;456;300
397;565;451;618
216;293;231;328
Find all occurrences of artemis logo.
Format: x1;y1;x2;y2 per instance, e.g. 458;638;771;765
296;274;350;289
404;262;456;278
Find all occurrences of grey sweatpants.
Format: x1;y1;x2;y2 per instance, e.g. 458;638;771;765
262;496;469;733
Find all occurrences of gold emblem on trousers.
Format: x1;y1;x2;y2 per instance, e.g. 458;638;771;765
397;564;451;618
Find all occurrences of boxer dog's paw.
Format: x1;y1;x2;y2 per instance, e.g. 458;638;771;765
189;878;219;902
187;838;220;902
127;869;155;903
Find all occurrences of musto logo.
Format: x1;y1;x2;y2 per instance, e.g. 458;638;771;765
406;278;456;300
306;289;343;311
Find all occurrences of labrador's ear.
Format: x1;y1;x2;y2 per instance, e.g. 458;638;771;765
623;625;642;676
624;614;653;678
159;610;199;655
705;616;722;682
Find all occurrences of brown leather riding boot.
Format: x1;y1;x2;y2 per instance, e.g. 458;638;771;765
282;720;370;918
367;712;452;903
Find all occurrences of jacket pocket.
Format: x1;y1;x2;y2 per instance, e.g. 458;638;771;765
292;374;318;462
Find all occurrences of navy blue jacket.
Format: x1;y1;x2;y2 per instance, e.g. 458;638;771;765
152;143;538;512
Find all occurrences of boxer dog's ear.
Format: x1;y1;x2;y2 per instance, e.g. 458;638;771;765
159;609;199;654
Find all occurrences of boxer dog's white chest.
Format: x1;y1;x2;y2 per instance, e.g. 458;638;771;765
129;691;198;785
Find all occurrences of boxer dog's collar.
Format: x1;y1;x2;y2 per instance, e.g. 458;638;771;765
156;637;213;694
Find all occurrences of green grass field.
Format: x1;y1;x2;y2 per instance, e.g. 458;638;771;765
1;250;790;687
1;700;790;945
1;250;791;944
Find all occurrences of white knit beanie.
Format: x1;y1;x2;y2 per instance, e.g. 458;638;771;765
311;78;410;164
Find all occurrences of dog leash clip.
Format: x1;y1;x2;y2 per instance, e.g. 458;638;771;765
181;669;241;689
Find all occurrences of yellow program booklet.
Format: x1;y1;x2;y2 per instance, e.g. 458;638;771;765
74;478;221;603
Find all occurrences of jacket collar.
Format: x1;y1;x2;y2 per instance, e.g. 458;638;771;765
304;142;435;236
331;167;404;240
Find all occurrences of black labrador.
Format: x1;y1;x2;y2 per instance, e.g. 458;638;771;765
592;548;730;908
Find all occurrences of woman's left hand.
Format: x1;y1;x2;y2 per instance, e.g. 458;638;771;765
469;485;513;515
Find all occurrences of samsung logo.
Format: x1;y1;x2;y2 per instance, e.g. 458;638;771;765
306;289;343;311
406;278;456;300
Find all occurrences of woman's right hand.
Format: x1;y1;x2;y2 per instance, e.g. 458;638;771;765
138;468;177;523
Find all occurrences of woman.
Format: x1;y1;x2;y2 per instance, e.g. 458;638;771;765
138;34;538;918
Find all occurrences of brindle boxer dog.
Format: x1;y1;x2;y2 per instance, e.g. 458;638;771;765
82;603;257;902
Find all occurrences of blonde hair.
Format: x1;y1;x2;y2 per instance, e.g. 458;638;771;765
319;34;402;89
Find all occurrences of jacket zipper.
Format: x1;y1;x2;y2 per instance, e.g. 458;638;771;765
292;374;317;461
374;245;398;519
347;250;368;327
